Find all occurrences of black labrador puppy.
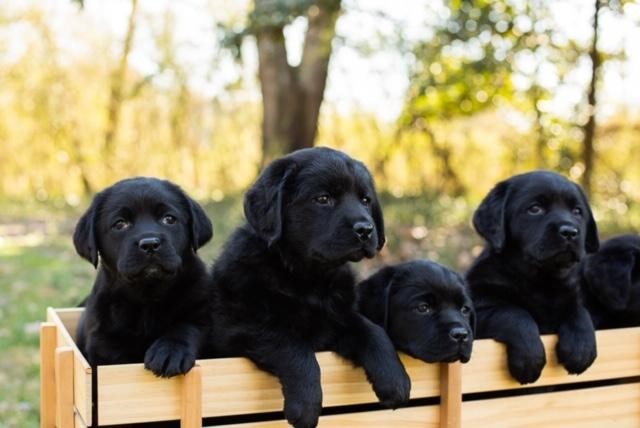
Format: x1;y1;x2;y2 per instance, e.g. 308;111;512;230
74;177;213;377
358;260;475;363
207;147;410;428
580;234;640;328
466;171;599;384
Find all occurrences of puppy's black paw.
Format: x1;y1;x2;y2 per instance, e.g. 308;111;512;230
370;362;411;409
144;338;195;378
556;330;597;375
283;389;322;428
507;339;546;384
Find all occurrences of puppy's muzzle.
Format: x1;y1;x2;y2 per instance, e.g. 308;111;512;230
138;236;162;254
558;224;579;242
449;327;470;344
353;221;374;242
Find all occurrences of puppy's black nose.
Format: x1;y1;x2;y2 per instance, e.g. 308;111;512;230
449;327;469;343
353;222;374;242
559;225;579;241
138;237;161;253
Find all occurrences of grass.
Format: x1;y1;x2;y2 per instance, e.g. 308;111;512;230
0;194;483;427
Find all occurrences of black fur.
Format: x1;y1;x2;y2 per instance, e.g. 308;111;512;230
74;177;213;378
358;260;475;363
466;171;599;384
581;234;640;328
207;147;410;428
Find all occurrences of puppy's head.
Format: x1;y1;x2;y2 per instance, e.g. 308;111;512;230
473;171;599;278
581;234;640;312
358;260;475;363
73;177;212;286
244;147;384;268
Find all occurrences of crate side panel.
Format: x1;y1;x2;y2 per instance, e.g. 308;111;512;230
462;383;640;427
97;364;182;425
214;405;440;427
200;352;440;417
462;327;640;393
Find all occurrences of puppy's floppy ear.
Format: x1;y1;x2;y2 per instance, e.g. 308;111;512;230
575;184;599;253
73;192;106;268
473;180;511;252
357;266;395;327
185;195;213;252
583;250;635;311
244;158;297;247
371;192;386;251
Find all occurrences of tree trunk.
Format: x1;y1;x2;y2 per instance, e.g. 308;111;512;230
254;0;341;166
103;0;139;171
582;0;601;195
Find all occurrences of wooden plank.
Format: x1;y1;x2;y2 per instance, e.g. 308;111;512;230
462;327;640;393
201;352;440;418
97;363;182;425
440;362;461;428
215;405;440;427
51;307;84;341
96;351;439;424
73;351;92;426
48;308;93;424
55;347;74;428
181;365;203;428
40;323;57;428
462;383;640;427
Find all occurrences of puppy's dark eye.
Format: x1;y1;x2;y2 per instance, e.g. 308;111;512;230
361;196;371;206
312;195;333;206
112;219;130;231
527;204;544;215
416;303;432;314
572;207;583;216
161;214;177;225
461;305;471;316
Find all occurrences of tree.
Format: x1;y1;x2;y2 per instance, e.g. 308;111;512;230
103;0;139;172
225;0;342;165
580;0;629;195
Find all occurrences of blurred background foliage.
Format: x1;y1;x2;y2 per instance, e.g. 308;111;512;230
1;0;639;425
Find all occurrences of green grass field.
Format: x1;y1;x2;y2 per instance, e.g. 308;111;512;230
0;194;480;427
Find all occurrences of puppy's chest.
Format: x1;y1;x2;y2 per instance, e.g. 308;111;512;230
109;304;172;339
280;289;354;344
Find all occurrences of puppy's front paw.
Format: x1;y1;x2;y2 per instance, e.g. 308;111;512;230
556;331;597;375
507;339;546;384
144;338;195;378
283;389;322;428
370;361;411;409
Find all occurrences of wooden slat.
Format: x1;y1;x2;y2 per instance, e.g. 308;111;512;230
55;347;74;428
98;363;182;425
462;327;640;393
51;307;84;341
48;308;93;424
440;362;461;428
201;352;440;418
40;323;57;428
216;405;440;428
181;365;203;428
462;383;640;427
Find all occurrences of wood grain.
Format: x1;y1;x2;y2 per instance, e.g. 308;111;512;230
54;346;74;428
462;327;640;393
215;405;441;428
440;362;462;428
40;323;57;428
181;365;203;428
462;383;640;427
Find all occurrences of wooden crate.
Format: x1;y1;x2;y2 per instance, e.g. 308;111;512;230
40;308;640;427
